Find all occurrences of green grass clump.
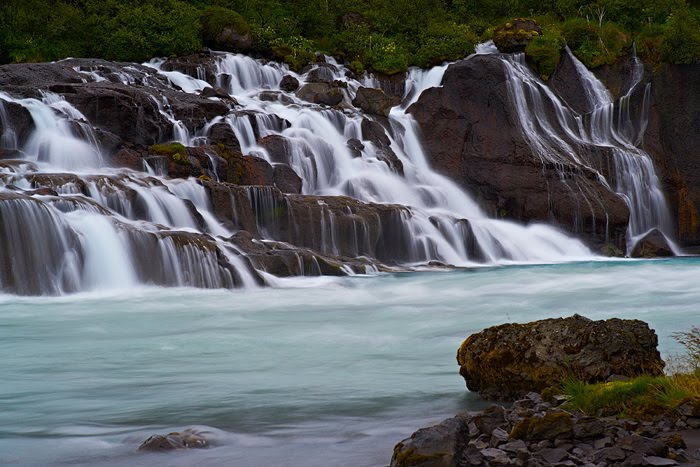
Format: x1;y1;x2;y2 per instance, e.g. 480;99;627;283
149;143;188;163
562;375;693;418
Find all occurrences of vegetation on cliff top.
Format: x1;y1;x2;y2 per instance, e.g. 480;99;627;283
1;0;699;73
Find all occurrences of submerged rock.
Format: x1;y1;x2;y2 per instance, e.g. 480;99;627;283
457;315;664;400
138;428;208;452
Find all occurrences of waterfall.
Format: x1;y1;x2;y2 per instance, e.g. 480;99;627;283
0;50;609;296
497;50;675;251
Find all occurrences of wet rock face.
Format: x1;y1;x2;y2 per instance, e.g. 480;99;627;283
352;87;400;117
409;55;630;249
457;315;664;401
643;63;700;246
296;82;344;106
138;428;208;452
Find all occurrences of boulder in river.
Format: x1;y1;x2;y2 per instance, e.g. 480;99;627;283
138;428;208;452
457;315;665;400
352;87;400;117
630;228;676;258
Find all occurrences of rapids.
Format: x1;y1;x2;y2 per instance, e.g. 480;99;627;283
0;259;697;466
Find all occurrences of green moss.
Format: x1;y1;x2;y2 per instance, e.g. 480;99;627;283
149;143;188;164
525;32;565;80
200;6;251;47
393;447;444;467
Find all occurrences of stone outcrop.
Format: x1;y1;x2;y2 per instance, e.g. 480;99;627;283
409;55;630;249
391;392;696;467
457;315;664;400
630;228;676;258
493;19;542;53
296;82;344;106
352;87;400;117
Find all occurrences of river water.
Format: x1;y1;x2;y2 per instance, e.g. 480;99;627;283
0;258;696;466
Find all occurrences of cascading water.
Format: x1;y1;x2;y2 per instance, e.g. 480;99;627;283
0;49;603;295
496;49;675;251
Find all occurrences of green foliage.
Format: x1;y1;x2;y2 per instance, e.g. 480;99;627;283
415;21;478;68
561;18;629;68
661;9;700;65
525;30;566;79
562;375;692;418
1;0;699;71
200;6;252;47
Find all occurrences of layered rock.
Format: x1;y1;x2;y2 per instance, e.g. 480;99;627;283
457;315;664;400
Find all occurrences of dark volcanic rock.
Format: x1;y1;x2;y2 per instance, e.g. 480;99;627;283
643;63;700;247
409;54;630;248
279;75;300;92
296;82;344;106
352;87;400;117
138;428;208;452
361;118;404;175
630;228;675;258
457;315;664;400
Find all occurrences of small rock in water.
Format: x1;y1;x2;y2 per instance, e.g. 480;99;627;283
138;428;208;452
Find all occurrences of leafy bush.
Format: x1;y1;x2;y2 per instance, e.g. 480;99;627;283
661;9;700;65
415;21;478;68
525;30;566;80
561;18;629;68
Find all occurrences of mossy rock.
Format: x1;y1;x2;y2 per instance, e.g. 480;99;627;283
493;18;543;53
200;6;253;52
148;143;189;165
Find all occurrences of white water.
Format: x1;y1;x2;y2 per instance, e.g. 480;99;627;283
0;259;696;466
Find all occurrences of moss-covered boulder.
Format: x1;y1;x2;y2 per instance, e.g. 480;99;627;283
493;18;543;53
200;6;254;52
457;315;665;400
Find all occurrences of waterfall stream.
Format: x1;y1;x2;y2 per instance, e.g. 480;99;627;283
0;48;673;295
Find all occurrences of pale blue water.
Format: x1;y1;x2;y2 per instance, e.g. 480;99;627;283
0;259;697;466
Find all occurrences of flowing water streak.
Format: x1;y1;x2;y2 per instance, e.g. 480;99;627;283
499;50;674;250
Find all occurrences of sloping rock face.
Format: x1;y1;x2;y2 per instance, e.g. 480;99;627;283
644;64;700;247
457;315;664;400
409;55;630;249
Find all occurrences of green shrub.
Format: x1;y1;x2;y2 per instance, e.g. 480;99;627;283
368;36;410;75
200;6;252;50
661;9;700;65
561;18;629;68
415;21;478;67
525;30;566;80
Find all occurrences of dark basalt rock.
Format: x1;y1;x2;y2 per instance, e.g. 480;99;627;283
138;428;208;452
630;228;675;258
279;75;300;92
296;82;344;106
409;54;630;249
391;391;691;467
352;87;400;117
457;315;664;401
360;118;404;175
